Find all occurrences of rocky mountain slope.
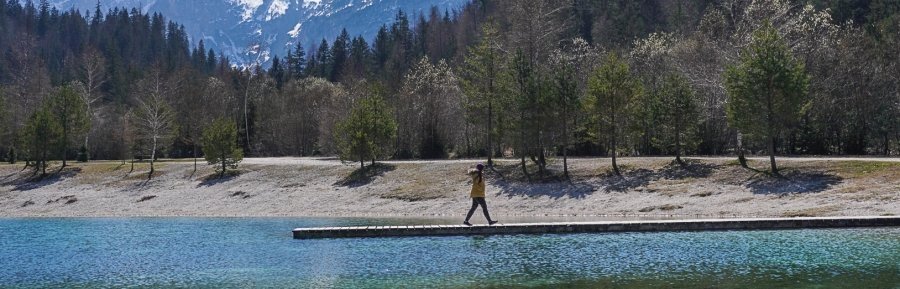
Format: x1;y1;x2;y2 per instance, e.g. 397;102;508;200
42;0;466;67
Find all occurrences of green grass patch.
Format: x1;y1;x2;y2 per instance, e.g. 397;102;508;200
77;162;130;174
834;161;900;177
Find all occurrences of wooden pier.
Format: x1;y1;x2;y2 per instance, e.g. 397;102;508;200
292;216;900;239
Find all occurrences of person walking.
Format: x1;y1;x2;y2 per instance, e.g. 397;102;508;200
464;163;498;226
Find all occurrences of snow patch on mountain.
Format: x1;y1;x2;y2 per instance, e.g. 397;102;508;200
37;0;468;68
231;0;265;22
288;23;303;38
265;0;289;21
328;2;354;17
357;0;374;10
303;0;323;8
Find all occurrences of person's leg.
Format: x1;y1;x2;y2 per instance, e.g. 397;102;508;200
476;198;496;224
464;198;478;225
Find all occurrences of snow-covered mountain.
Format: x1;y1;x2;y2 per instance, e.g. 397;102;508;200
41;0;467;68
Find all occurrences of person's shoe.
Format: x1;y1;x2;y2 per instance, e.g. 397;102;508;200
488;220;499;225
463;221;472;226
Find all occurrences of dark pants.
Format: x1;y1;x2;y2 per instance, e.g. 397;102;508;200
465;197;493;222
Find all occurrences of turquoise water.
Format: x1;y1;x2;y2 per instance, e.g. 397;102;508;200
0;218;898;288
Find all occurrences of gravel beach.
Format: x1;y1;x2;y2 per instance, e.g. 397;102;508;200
1;157;897;218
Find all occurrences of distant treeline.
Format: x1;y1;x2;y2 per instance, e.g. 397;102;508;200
0;0;898;168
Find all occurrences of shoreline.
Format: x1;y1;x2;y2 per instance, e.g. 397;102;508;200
1;157;898;218
0;212;768;219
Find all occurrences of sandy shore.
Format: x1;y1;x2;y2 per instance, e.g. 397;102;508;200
0;156;897;218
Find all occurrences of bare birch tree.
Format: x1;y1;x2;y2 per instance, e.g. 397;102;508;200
77;48;107;155
132;70;177;179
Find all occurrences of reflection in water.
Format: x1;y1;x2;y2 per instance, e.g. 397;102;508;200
0;218;898;288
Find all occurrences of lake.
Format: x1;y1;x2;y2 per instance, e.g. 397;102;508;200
0;218;898;288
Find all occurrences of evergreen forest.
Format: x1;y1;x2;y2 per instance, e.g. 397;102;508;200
0;0;898;174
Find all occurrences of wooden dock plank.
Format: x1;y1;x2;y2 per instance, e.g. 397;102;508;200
292;216;900;239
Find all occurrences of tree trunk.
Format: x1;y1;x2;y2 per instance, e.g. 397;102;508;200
193;143;198;173
396;125;402;158
737;131;748;168
221;154;226;178
244;79;252;156
61;124;68;168
84;101;93;161
562;110;569;178
769;134;778;176
675;129;684;166
20;156;29;172
537;130;545;177
41;152;47;176
519;112;528;178
487;101;493;166
609;117;621;176
149;136;157;179
464;121;470;157
611;134;621;176
487;39;496;167
766;78;778;176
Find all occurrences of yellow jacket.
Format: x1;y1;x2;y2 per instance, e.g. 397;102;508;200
469;170;485;198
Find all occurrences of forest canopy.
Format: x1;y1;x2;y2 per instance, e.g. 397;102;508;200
0;0;898;167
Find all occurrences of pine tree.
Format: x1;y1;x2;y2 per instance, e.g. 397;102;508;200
36;0;49;36
206;49;217;73
331;28;351;82
552;56;579;177
347;36;371;80
724;21;809;175
511;49;535;176
268;55;285;88
46;85;90;168
315;39;332;79
508;48;556;177
194;39;207;70
202;118;243;178
586;53;643;176
335;88;397;169
23;106;61;176
461;23;503;166
373;25;392;72
654;73;700;166
0;90;8;163
386;10;413;89
287;42;306;79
